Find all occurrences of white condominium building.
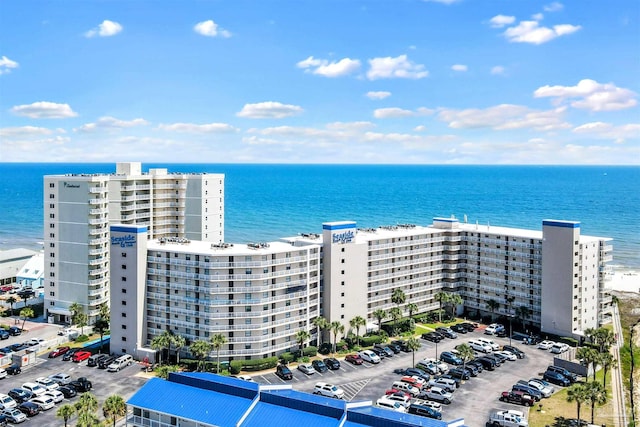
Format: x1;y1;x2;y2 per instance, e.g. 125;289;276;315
43;162;224;324
110;225;321;361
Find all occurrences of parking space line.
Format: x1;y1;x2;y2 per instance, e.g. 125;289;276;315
260;375;272;384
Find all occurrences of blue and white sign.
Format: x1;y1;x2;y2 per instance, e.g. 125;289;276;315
332;230;355;244
111;234;136;248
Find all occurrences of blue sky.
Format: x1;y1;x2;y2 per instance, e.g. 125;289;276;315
1;0;638;164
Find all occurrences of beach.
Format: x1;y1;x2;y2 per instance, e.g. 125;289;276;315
609;268;640;294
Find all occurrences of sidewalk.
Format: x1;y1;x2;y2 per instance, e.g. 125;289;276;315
611;304;627;427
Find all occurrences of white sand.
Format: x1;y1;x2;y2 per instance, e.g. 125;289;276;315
608;269;640;294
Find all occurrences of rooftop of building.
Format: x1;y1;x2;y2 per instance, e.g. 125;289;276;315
0;249;39;279
147;236;321;255
127;372;466;427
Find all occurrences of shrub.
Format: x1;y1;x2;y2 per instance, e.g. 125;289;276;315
318;342;332;355
230;356;279;372
557;336;579;347
75;334;89;343
229;360;242;375
360;335;386;347
302;346;317;357
279;352;295;364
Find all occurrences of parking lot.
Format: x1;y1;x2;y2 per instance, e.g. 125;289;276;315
251;328;564;427
0;322;148;427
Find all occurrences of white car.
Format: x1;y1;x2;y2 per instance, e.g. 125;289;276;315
30;395;55;411
234;375;253;382
0;368;6;380
413;399;442;410
427;378;456;393
2;407;27;423
383;393;411;407
0;393;17;410
36;377;60;391
469;339;492;353
537;340;556;350
297;363;315;375
22;382;46;397
529;378;555;395
526;380;553;398
496;350;517;361
313;382;345;399
420;358;448;373
44;389;64;403
358;350;381;364
376;397;407;412
550;343;570;354
416;361;439;375
477;337;500;351
48;373;71;385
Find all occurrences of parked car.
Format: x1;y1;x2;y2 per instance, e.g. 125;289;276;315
313;382;344;399
72;351;92;363
323;358;341;370
373;344;394;357
474;356;496;370
400;375;427;390
420;358;448;373
1;408;27;424
466;359;484;373
496;350;517;361
427;378;456;393
391;340;410;352
345;354;363;365
21;383;46;397
43;390;64;403
546;365;578;383
297;363;315;375
491;352;509;364
502;345;526;359
421;386;453;404
403;367;430;381
460;322;478;331
358;350;381;364
383;392;411;407
98;355;117;369
438;374;462;388
29;396;54;411
62;348;80;361
7;327;21;337
69;377;92;392
448;367;471;380
311;360;328;373
436;327;457;339
421;332;443;343
483;354;504;366
537;340;556;350
550;343;570;354
450;324;468;334
543;370;571;386
0;394;16;410
407;403;442;420
275;364;293;380
500;390;535;406
49;346;70;358
484;323;505;335
7;389;32;404
477;337;500;351
16;402;39;417
529;378;555;395
520;379;553;398
58;386;77;398
512;383;542;401
34;377;59;391
468;339;492;353
415;361;439;375
376;397;407;413
48;373;71;385
87;354;108;367
385;342;402;354
0;331;9;340
371;347;387;358
440;351;463;366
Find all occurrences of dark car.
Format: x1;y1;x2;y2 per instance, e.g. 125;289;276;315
467;359;484;373
63;348;81;361
463;363;480;376
386;342;402;354
500;390;535;406
450;324;467;334
49;346;71;358
502;345;525;359
311;360;328;373
0;347;11;354
484;354;503;366
371;347;387;358
408;403;442;420
436;327;457;339
373;344;394;357
421;332;443;343
543;370;571;387
17;401;40;417
440;351;463;366
323;358;340;370
437;374;462;388
345;354;363;365
6;364;21;375
69;377;92;392
448;367;471;380
276;364;293;380
0;330;9;340
475;357;496;371
8;326;21;336
0;414;7;427
98;355;117;369
391;340;410;352
460;322;477;332
546;365;578;383
8;388;33;404
492;352;509;363
404;367;430;381
496;329;508;338
512;384;542;401
58;385;78;398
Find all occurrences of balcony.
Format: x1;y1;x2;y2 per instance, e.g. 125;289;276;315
89;237;109;246
88;218;107;225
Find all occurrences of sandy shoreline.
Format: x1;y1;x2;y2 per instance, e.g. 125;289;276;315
609;267;640;294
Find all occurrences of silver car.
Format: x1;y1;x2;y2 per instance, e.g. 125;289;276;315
297;363;315;375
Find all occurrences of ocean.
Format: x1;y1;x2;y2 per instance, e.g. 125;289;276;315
1;163;638;269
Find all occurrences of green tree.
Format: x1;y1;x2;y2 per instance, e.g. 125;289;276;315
69;302;83;324
211;333;227;373
514;305;532;331
6;296;16;317
76;411;101;427
349;315;366;347
599;352;617;389
407;337;421;368
445;293;463;318
389;307;402;336
406;303;419;319
75;312;88;336
56;403;76;427
434;292;451;323
151;334;171;365
74;392;99;425
103;394;127;427
566;383;590;424
295;330;311;353
373;309;387;333
593;328;615;353
577;347;600;381
312;316;329;347
456;343;476;375
330;321;345;355
584;327;597;345
98;302;110;323
486;299;500;321
93;318;109;354
155;364;180;379
189;340;212;371
19;307;34;331
584;381;607;424
172;334;186;365
391;288;406;312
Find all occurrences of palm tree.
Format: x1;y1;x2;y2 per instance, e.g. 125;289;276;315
446;293;463;318
486;299;500;321
172;334;186;365
456;343;476;375
406;303;419;319
312;316;329;346
98;302;110;322
389;307;402;336
103;394;127;427
211;333;227;373
407;337;421;368
585;381;607;424
76;411;101;427
19;307;34;331
151;334;170;365
584;327;597;345
295;330;311;354
566;383;590;424
611;295;619;306
75;392;98;415
330;321;345;355
349;315;366;347
69;302;83;324
373;309;387;333
75;312;88;335
6;296;16;317
189;340;212;371
56;403;76;427
514;305;532;331
434;291;451;323
593;328;615;353
599;352;617;388
391;288;406;312
93;318;109;354
577;347;600;381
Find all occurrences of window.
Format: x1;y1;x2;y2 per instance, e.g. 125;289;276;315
122;325;127;330
245;306;251;312
49;203;55;209
122;265;127;270
122;337;127;342
341;248;345;252
122;312;127;317
341;259;345;263
49;292;55;296
341;270;345;275
122;277;127;282
122;289;127;294
122;300;127;306
50;252;55;258
49;213;55;218
49;194;55;199
49;183;55;188
49;223;55;228
49;233;55;238
121;252;127;258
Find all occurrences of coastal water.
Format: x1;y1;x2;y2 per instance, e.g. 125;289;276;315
1;163;638;269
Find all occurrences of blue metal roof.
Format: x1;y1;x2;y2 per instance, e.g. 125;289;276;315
241;401;340;427
170;372;259;399
127;377;255;427
347;405;449;427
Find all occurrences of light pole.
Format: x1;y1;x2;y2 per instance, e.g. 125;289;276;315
435;339;439;361
508;315;513;347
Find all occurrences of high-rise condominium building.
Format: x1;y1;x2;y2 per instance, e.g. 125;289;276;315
43;162;224;324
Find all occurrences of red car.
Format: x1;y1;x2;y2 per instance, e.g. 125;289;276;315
49;346;70;358
385;389;412;398
72;351;92;362
345;354;363;365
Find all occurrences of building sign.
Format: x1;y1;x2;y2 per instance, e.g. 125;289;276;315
332;230;355;244
112;234;136;248
63;182;80;188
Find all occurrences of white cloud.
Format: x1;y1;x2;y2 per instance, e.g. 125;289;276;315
544;2;564;12
84;20;123;38
491;66;506;75
296;56;361;77
451;64;468;72
437;104;571;131
422;0;460;4
0;126;55;137
374;107;434;119
157;122;238;133
10;101;78;119
236;102;303;119
325;121;375;131
366;91;392;100
489;15;516;28
534;79;638;111
532;13;544;21
503;20;581;44
76;116;148;132
0;56;19;74
572;122;640;143
414;125;427;132
193;20;231;38
367;55;429;80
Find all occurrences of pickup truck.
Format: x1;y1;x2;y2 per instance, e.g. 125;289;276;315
489;410;528;427
421;386;452;404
